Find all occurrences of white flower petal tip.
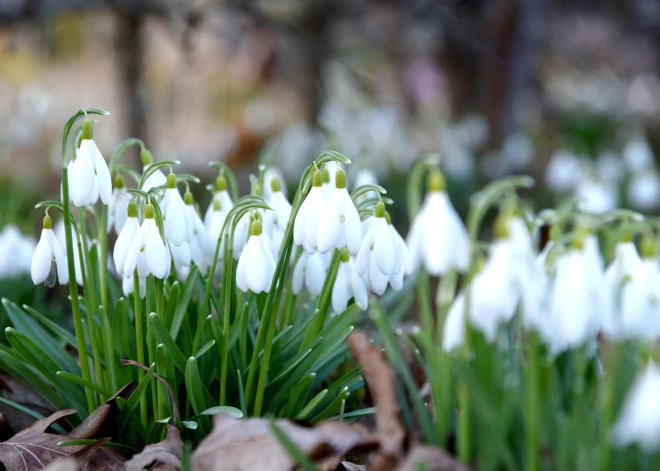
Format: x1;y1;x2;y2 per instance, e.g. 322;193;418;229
123;206;169;279
31;226;68;286
331;255;368;314
317;188;361;255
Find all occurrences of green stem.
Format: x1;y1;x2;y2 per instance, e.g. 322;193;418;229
76;209;105;398
220;233;233;406
525;333;540;471
154;276;166;419
146;275;158;418
99;204;117;392
133;271;147;427
600;343;620;471
62;168;95;413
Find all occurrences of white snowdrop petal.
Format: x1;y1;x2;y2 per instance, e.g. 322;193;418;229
373;223;395;275
443;294;466;351
146;229;168;279
350;269;369;310
292;254;305;295
31;230;52;285
342;192;363;255
332;265;349;314
94;146;112;205
113;218;139;276
317;194;342;254
306;253;326;296
70;147;96;206
368;260;389;296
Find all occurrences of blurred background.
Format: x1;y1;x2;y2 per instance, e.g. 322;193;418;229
2;0;660;293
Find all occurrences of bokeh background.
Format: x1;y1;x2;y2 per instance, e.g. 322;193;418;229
2;0;660;292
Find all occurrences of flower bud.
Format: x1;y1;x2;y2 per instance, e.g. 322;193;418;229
335;169;347;189
82;119;93;140
427;170;446;192
128;201;138;218
250;220;263;236
42;214;52;230
140;148;153;166
114;174;124;189
145;203;155;219
167;173;177;189
216;174;227;191
312;169;322;187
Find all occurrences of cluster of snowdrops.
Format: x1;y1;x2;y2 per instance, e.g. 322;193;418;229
26;111;660;463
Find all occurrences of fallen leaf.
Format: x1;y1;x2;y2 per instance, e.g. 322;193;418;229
192;413;378;471
42;457;78;471
395;444;470;471
71;438;125;471
0;409;82;471
338;463;365;471
0;374;55;434
124;425;182;471
348;332;405;470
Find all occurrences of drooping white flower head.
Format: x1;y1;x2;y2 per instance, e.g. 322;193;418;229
123;203;168;279
160;173;190;247
0;224;35;279
113;201;140;277
204;173;233;228
263;166;288;201
167;239;190;281
611;361;660;452
31;215;68;286
140;148;168;193
294;169;327;252
292;251;330;296
356;203;399;295
184;191;213;273
69;119;112;207
236;219;276;293
108;175;131;235
317;168;362;255
265;178;292;255
545;230;610;353
54;220;86;286
406;170;469;275
123;272;147;299
627;172;660;211
321;162;340;202
623;135;654;173
544;149;583;192
232;212;251;260
205;199;228;257
575;178;618;214
332;248;368;314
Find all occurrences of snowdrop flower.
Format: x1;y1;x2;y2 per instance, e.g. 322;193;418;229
140;148;167;193
294;169;327;252
292;251;330;296
31;214;68;286
317;168;362;255
628;172;660;210
160;173;190;247
321;162;340;202
204;173;233;228
169;240;191;279
265;178;292;254
205;199;227;253
184;191;213;273
407;170;469;275
545;231;610;353
263;166;288;200
0;224;35;279
575;178;618;214
356;203;401;295
113;202;140;277
232;212;250;260
68;119;112;206
124;203;168;279
623;136;654;172
353;169;378;202
122;272;146;299
544;150;583;192
605;239;642;289
332;248;368;314
611;361;660;451
236;219;276;293
108;175;130;235
54;220;85;286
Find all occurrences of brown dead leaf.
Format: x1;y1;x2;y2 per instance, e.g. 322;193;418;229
192;413;378;471
0;374;55;434
395;444;470;471
71;438;125;471
338;463;366;471
42;457;78;471
124;425;182;471
348;332;405;470
0;409;83;471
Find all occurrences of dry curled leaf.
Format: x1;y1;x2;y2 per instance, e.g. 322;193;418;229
0;409;83;471
348;332;405;470
124;425;182;471
192;413;378;471
395;445;470;471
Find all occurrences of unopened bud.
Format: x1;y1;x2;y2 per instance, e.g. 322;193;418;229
167;173;177;189
140;149;153;166
114;174;124;189
216;174;227;191
81;119;93;140
145;203;155;219
335;169;347;189
127;201;138;218
43;214;52;230
250;220;262;236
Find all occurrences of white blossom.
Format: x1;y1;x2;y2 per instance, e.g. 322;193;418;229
236;220;276;293
317;169;362;255
294;169;327;252
113;203;140;277
69;125;112;206
0;225;35;279
108;184;130;235
160;174;190;247
185;199;213;273
265;179;292;255
332;250;368;313
292;251;330;296
31;216;68;286
123;204;168;279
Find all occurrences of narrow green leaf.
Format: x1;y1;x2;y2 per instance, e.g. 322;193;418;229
194;340;216;360
57;371;113;398
170;265;199;340
185;357;210;436
310;387;349;423
149;313;187;372
284;373;316;417
56;439;138;454
295;389;328;419
117;363;155;435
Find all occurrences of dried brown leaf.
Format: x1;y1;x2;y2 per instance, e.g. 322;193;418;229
338;463;365;471
0;409;83;471
348;332;405;470
72;438;125;471
124;425;182;471
42;457;78;471
395;444;470;471
192;413;378;471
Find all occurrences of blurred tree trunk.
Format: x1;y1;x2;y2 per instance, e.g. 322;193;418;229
115;10;147;167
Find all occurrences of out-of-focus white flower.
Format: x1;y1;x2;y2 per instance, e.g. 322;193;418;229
263;167;288;200
140;148;167;193
628;172;660;210
160;174;190;247
575;179;618;214
169;240;190;279
0;224;35;279
113;202;140;277
292;251;329;296
232;212;250;260
388;220;412;291
617;257;660;341
596;151;624;185
545;150;583;192
317;168;362;255
31;215;68;286
623;136;654;172
332;249;368;314
205;199;228;256
407;171;469;275
265;178;292;255
204;174;233;228
123;272;146;299
611;361;660;451
184;193;212;273
321;162;340;202
108;176;130;235
124;203;168;279
236;220;276;293
54;220;85;286
294;169;327;252
352;169;378;202
69;120;112;206
545;232;610;353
